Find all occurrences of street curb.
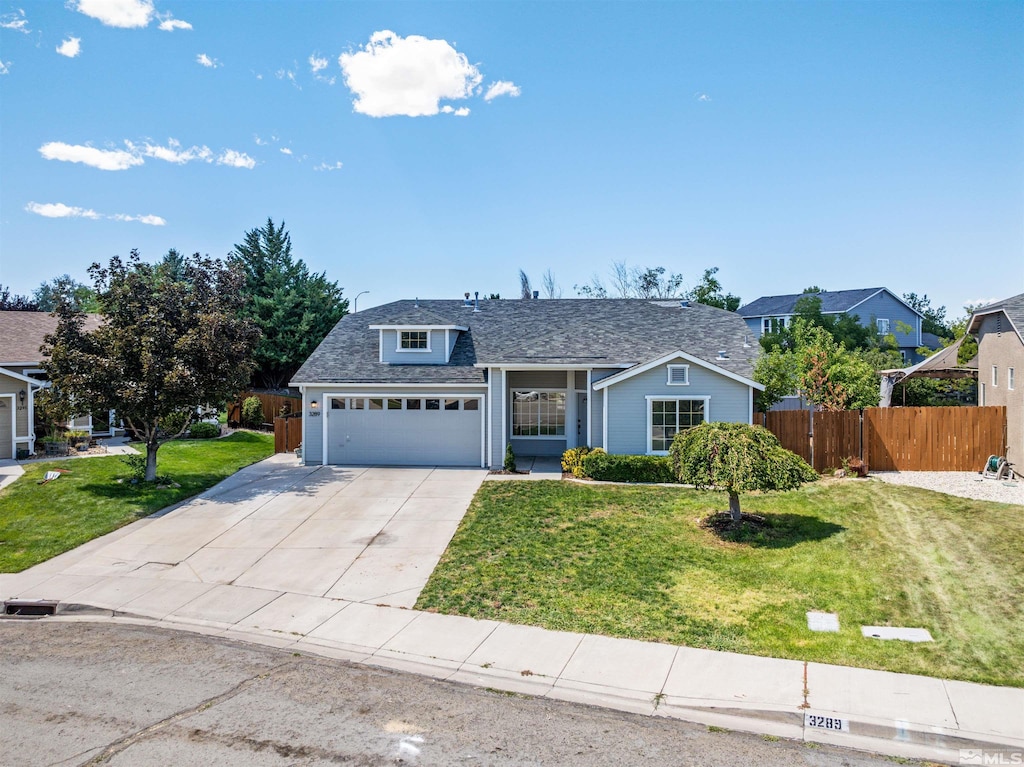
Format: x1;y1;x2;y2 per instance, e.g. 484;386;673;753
17;608;1023;766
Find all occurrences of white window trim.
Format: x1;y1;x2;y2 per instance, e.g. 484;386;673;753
1009;367;1015;391
761;316;788;334
645;395;710;455
666;364;690;386
510;388;567;440
396;329;432;353
877;318;890;334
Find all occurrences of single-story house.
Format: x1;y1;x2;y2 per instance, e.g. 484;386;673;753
968;292;1024;467
738;287;926;363
0;311;108;459
290;298;763;468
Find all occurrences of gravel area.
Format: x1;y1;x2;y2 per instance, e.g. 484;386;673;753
871;470;1024;505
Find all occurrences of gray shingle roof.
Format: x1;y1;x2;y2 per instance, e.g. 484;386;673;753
292;299;759;385
0;311;104;365
738;288;906;318
970;292;1024;342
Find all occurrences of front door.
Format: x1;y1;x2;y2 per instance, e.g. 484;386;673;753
576;393;588;447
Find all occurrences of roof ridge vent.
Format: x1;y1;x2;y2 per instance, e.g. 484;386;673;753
716;350;729;360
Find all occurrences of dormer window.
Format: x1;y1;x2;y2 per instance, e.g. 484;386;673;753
399;331;430;351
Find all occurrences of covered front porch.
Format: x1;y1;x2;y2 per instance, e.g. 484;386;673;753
486;367;619;468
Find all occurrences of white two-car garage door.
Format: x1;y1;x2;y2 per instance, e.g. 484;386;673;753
326;395;483;466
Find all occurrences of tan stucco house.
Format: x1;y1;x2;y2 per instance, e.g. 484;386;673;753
968;293;1024;470
0;311;106;459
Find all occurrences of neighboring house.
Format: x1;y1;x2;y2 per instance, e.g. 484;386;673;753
738;287;925;363
0;311;108;459
968;293;1024;468
291;298;763;468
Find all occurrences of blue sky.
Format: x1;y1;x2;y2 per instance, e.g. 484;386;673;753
1;1;1021;320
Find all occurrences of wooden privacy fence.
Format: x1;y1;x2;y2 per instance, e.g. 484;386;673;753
274;413;303;454
228;391;301;427
754;406;1006;472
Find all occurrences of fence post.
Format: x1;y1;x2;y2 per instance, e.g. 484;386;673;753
858;409;864;462
809;408;814;472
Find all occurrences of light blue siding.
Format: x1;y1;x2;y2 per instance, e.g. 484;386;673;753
603;362;752;454
589;368;619;450
379;329;449;365
301;386;328;465
488;368;503;468
744;317;763;338
847;291;921;351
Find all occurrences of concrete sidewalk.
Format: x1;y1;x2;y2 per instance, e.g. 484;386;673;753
2;456;1021;764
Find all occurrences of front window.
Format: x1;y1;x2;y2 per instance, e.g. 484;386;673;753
650;398;706;453
1009;368;1015;391
400;331;429;350
512;390;566;436
877;318;890;334
762;317;786;334
993;366;998;387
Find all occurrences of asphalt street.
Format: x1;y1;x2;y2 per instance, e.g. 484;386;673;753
0;620;926;767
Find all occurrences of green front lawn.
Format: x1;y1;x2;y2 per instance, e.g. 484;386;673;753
417;479;1024;687
0;432;274;573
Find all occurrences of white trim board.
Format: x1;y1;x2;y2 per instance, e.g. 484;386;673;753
592;350;764;391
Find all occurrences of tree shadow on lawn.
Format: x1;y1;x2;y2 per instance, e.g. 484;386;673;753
701;511;845;549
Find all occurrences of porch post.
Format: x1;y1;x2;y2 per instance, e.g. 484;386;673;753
586;369;592;449
565;370;576;449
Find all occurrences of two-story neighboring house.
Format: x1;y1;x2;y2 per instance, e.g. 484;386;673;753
738;288;926;362
291;298;764;468
968;293;1024;469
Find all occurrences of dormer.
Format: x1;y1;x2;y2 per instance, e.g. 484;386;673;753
368;324;468;365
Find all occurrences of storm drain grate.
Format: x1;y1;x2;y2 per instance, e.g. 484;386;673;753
3;600;59;617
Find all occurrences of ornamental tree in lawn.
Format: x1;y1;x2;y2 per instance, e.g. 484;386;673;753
670;422;817;523
43;250;259;482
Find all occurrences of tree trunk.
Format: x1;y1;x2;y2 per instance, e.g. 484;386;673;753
728;491;742;524
145;441;159;482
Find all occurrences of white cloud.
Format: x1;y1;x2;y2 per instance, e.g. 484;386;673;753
280;147;292;155
217;149;255;169
0;60;9;75
139;139;212;164
339;30;483;117
254;135;268;146
73;0;154;28
196;53;219;68
314;161;343;172
695;92;711;102
25;201;101;219
441;105;470;116
26;201;166;225
0;9;29;33
483;80;520;101
158;16;191;31
56;37;82;58
309;53;328;73
111;213;165;225
39;141;142;171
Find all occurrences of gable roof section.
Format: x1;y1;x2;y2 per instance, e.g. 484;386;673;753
738;288;922;319
592;350;764;391
0;311;104;365
967;292;1024;343
292;299;760;385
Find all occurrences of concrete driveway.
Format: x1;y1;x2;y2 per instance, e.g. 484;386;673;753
4;457;485;610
